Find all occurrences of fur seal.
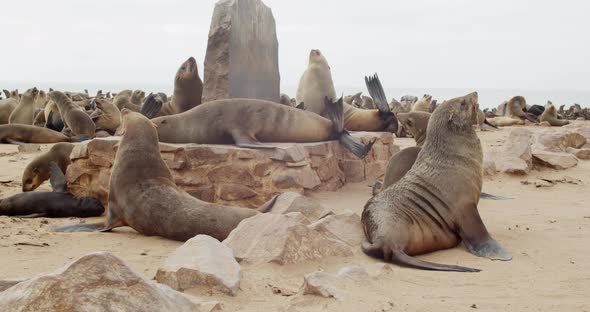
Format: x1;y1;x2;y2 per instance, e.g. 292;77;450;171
344;92;363;107
506;96;537;122
9;87;38;125
0;98;18;124
396;112;430;147
113;91;140;112
280;94;293;106
361;92;511;272
296;49;337;116
485;116;524;127
151;97;373;158
48;91;96;137
540;101;569;126
22;142;74;191
2;90;9;99
35;90;48;109
56;110;277;241
90;97;121;134
1;162;104;218
0;125;87;144
156;57;203;116
411;94;432;112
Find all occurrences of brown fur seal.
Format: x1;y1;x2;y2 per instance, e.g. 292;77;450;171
506;96;536;122
48;91;96;137
540;101;569;126
344;92;363;107
296;49;337;116
113;92;140;112
0;124;87;144
90;97;121;134
0;98;18;124
56;110;278;241
151;97;373;158
22;142;74;192
411;94;432;112
485;116;524;127
9;87;38;125
1;162;104;218
397;112;430;147
155;57;203;117
361;92;511;272
35;90;48;109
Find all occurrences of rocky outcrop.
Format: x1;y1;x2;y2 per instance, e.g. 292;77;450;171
155;235;241;296
223;212;353;264
202;0;280;103
0;252;199;311
66;132;396;208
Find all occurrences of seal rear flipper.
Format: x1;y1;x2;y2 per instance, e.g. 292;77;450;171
4;138;25;145
339;132;375;159
49;161;67;193
364;73;391;114
480;192;513;200
362;239;479;272
140;93;163;119
231;130;276;149
54;222;105;233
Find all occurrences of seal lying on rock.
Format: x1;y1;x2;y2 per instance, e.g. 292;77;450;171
0;162;104;218
150;97;373;158
56;110;279;241
361;92;511;272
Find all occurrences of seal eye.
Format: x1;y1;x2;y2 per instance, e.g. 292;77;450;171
25;179;32;184
460;99;467;109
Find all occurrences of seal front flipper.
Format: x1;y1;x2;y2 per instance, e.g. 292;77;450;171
140;93;163;119
459;204;512;261
296;102;305;110
365;73;399;133
361;239;480;272
480;192;513;200
49;161;67;193
54;222;105;233
324;96;374;158
14;213;47;218
231;130;276;149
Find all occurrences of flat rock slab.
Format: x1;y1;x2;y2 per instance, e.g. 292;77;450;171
203;0;280;103
155;235;241;296
0;252;199;312
302;266;370;300
66;132;396;208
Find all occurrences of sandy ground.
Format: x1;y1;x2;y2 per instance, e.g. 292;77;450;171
1;127;589;312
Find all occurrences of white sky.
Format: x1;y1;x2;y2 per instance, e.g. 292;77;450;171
2;0;589;92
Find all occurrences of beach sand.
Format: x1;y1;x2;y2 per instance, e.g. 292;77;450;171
0;126;589;311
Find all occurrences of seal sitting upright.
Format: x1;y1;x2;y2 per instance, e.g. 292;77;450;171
361;92;511;272
56;110;279;241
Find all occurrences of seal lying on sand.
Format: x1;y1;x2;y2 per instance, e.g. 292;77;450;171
56;110;278;241
156;57;203;116
361;92;511;272
0;162;104;218
540;101;569;126
0;124;88;144
22;143;74;192
150;97;373;158
485;116;524;127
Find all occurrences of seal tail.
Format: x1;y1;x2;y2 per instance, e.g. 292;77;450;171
361;239;480;273
324;96;374;158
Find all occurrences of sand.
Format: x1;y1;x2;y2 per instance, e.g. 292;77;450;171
1;127;589;311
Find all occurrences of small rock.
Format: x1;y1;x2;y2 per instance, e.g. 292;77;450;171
17;144;40;153
532;150;578;169
272;166;321;189
218;183;258;201
156;235;241;296
566;147;590;160
268;192;333;221
223;212;352;264
302;266;369;300
308;212;363;246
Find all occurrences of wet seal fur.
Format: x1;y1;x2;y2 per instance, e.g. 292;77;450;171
0;162;104;218
361;92;511;272
22;142;74;192
48;91;96;137
540;101;569;126
56;110;279;241
151;97;373;158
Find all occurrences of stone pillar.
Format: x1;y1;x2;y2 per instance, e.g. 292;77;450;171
202;0;280;103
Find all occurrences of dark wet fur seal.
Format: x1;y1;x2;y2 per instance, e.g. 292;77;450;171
0;162;104;218
362;92;511;272
527;105;545;117
151;97;373;158
22;143;74;192
56;110;279;241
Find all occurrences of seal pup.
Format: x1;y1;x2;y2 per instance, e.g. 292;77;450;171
151;97;373;158
1;162;104;218
411;94;432;112
540;101;569;126
396;112;430;147
90;97;121;134
361;92;511;272
22;143;74;192
9;87;38;125
155;57;203;117
56;110;278;241
48;90;96;137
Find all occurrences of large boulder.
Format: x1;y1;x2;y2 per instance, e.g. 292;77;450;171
155;235;241;296
487;128;533;174
202;0;280;103
532;150;578;169
308;212;364;246
0;252;199;311
223;212;353;264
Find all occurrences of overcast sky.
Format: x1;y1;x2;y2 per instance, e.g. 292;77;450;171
2;0;589;93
